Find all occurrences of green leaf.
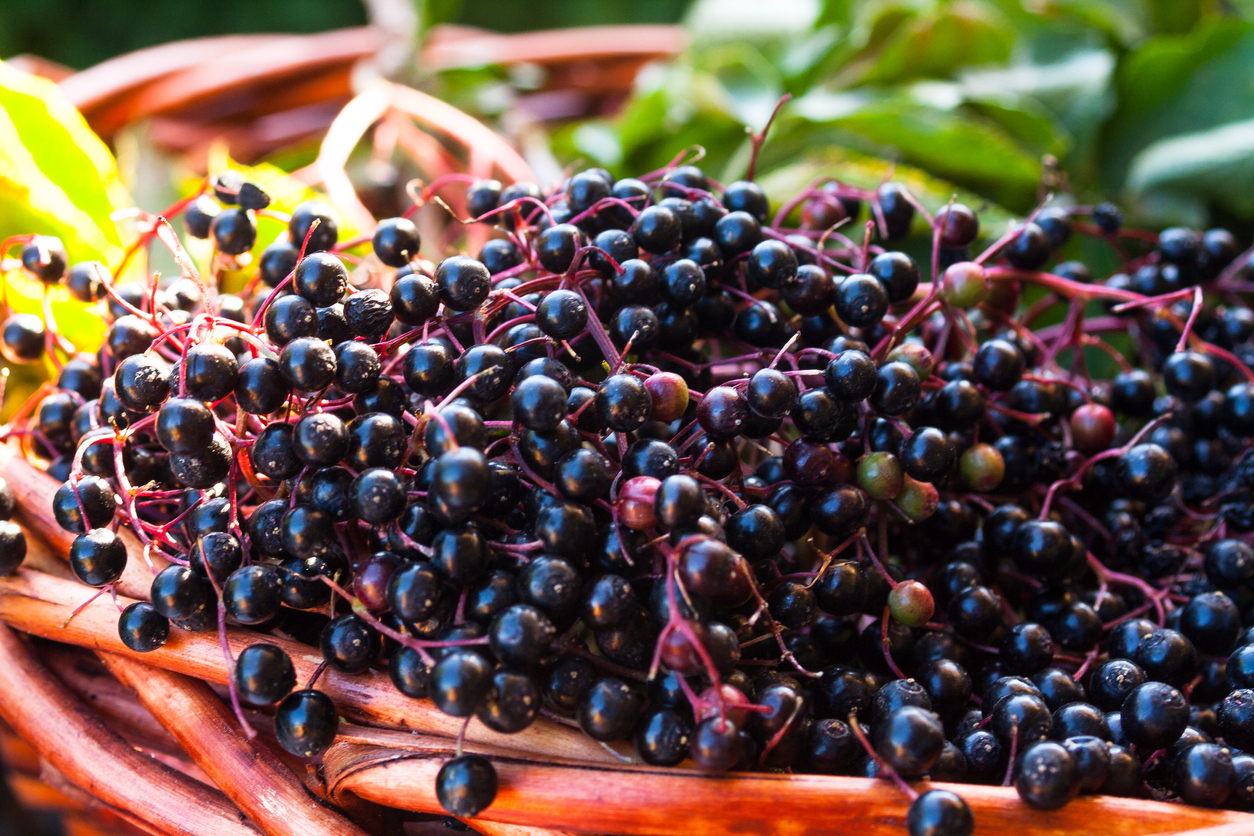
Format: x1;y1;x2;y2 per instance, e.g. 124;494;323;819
1115;18;1250;122
789;92;1042;208
0;62;130;265
959;98;1070;159
1103;20;1254;209
1125;117;1254;221
856;2;1015;85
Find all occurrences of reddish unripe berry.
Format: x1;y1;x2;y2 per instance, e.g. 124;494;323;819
697;682;754;727
618;476;660;530
800;193;847;230
896;475;939;522
960;443;1005;492
660;620;710;673
644;372;689;423
886;343;934;380
1070;403;1116;454
828;448;856;485
889;579;935;627
857;452;904;500
935;203;979;248
941;262;989;309
353;551;401;612
784;439;835;485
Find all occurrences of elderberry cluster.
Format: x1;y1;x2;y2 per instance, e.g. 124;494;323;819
9;159;1254;834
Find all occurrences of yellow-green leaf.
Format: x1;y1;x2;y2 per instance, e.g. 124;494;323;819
0;61;130;265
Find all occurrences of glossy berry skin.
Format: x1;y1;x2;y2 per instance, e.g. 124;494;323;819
320;614;381;674
1180;591;1240;655
264;295;318;345
1070;404;1116;454
477;669;541;733
637;709;693;766
823;351;875;403
0;522;25;576
279;337;337;392
872;362;921;416
878;183;916;239
345;463;403;523
654;475;705;532
1004;222;1051;270
289;201;339;253
690;716;743;772
114;354;170;411
868;251;920;303
973;339;1024;391
236;357;289;414
117;602;169;652
53;476;117;533
258;241;299;287
511;375;567;431
372;217;420;267
746;368;797;419
714;211;762;256
1173;742;1234;807
1220;689;1254;751
455;345;514;403
234;644;296;706
874;706;944;777
1162;351;1216;402
907;790;974;836
835;273;889;328
436;755;497;817
631;206;682;254
490;604;556;667
578;677;641;741
536;224;582;272
465;178;502;219
534;288;588;340
1117;443;1177;503
156;398;214;455
390;273;440;327
1121;682;1189;750
1015;741;1079;809
434;255;491;311
429;649;493;716
210;208;256;255
597;374;652;432
223;564;282;625
935;203;979;247
1;314;46;364
275;689;339;758
899;428;954;482
746;239;798;289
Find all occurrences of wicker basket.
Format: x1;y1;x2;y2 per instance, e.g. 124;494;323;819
1;28;1251;836
0;446;1250;836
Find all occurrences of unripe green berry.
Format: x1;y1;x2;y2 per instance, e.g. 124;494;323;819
959;443;1005;492
941;261;989;309
896;474;939;522
857;452;904;501
886;342;934;380
644;372;689;423
889;579;935;627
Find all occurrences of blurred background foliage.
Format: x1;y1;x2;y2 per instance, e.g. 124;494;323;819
2;0;1253;236
0;0;1249;415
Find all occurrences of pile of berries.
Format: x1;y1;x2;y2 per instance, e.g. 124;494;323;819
8;158;1254;835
